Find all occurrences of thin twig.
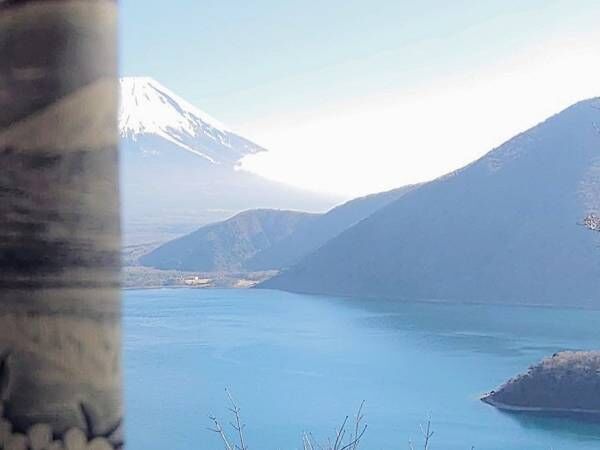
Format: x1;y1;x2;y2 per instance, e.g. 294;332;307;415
303;432;316;450
226;388;247;450
332;416;349;450
339;425;367;450
420;419;434;450
351;401;366;450
209;415;234;450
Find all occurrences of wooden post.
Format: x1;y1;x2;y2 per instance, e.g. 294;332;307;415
0;1;121;449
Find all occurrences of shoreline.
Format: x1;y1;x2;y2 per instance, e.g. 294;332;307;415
120;285;600;311
122;285;212;291
481;395;600;416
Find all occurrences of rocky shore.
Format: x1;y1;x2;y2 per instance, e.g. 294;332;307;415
482;351;600;416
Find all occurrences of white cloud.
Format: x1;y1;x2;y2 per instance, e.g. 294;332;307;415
238;31;600;198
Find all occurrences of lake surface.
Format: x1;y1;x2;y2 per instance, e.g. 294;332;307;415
124;288;600;450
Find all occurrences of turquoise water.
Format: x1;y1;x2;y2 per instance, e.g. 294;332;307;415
124;288;600;450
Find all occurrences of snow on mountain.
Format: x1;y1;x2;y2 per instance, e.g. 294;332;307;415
119;77;265;165
118;76;338;245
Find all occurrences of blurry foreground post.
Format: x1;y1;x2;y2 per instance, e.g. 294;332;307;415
0;1;121;449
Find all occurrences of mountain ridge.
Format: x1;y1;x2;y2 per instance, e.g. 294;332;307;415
139;209;319;271
246;185;419;270
139;186;415;272
260;97;600;307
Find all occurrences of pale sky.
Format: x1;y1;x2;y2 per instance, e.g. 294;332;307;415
122;0;600;199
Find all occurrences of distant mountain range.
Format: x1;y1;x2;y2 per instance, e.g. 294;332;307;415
129;91;600;307
119;77;337;244
261;98;600;307
140;185;415;272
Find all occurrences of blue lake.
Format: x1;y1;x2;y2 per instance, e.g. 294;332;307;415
124;288;600;450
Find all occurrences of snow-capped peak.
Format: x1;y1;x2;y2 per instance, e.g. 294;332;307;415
119;76;228;135
119;76;264;165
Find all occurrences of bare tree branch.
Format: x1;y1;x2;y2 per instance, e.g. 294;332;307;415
226;388;247;450
420;418;434;450
208;415;234;450
350;400;366;450
209;394;370;450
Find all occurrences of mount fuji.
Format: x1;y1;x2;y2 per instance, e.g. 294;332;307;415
119;77;265;166
119;77;336;244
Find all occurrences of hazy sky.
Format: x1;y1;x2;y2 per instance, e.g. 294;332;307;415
122;0;600;198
